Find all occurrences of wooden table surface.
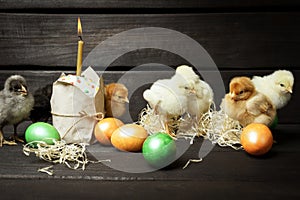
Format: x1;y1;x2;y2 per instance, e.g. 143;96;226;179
0;124;299;199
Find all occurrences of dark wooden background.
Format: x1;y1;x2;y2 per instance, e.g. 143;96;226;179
0;1;300;199
0;0;300;68
0;0;299;123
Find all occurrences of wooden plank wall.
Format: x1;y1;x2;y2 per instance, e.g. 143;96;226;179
0;0;299;124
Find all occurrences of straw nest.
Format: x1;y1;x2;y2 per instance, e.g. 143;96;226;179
139;102;243;150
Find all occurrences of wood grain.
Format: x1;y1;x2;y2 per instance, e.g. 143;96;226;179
1;0;300;9
0;124;299;199
0;179;299;199
0;12;300;69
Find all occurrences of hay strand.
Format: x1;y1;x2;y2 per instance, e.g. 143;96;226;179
139;102;243;150
23;140;110;174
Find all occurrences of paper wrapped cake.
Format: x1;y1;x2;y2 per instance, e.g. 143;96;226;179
50;67;105;144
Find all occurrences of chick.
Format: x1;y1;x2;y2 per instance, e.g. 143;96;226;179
0;75;34;146
143;78;188;135
174;65;214;118
30;84;52;123
171;65;200;86
252;70;294;109
221;76;276;127
143;65;212;134
105;83;129;118
143;65;201;118
143;78;187;118
187;80;214;118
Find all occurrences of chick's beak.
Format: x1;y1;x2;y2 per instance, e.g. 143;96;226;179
230;92;236;100
287;87;293;94
189;89;196;94
124;97;129;103
20;84;28;95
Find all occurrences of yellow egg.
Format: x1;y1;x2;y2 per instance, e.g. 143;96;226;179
94;118;124;145
111;124;148;152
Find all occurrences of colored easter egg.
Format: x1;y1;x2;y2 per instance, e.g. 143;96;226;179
269;115;278;129
25;122;60;147
240;123;273;156
111;124;148;152
94;118;124;145
142;132;176;168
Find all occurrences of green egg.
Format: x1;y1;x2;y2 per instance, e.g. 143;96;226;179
269;115;278;129
142;132;176;168
25;122;61;147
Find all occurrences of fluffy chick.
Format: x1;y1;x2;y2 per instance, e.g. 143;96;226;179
187;80;214;118
175;65;214;118
105;83;129;118
143;65;213;134
0;75;34;146
221;76;276;127
143;78;188;136
143;78;187;118
143;65;201;118
30;84;52;123
252;70;294;109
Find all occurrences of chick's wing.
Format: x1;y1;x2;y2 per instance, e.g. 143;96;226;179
246;93;272;116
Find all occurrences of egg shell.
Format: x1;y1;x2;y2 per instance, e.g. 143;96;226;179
94;118;124;145
111;124;148;152
25;122;61;147
142;132;176;168
269;115;278;129
241;123;273;156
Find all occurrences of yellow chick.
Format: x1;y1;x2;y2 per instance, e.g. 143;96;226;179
221;76;276;127
174;65;213;118
143;65;214;135
252;70;294;109
143;65;201;135
104;83;129;118
143;78;187;120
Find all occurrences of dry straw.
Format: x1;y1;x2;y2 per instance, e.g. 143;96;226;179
139;102;243;150
23;140;110;175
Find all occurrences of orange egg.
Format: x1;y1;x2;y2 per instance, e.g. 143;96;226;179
94;118;124;145
111;124;148;152
240;123;273;156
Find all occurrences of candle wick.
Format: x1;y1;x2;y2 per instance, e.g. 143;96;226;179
78;35;83;41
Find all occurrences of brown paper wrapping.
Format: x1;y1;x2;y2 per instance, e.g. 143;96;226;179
50;67;104;144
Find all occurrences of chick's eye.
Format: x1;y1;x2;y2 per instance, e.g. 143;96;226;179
9;81;22;92
239;90;244;95
280;83;285;87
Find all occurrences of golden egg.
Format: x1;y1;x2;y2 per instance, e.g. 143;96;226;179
241;123;273;156
94;118;124;145
111;124;148;152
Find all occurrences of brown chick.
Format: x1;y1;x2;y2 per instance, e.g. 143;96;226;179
105;83;129;118
221;76;276;127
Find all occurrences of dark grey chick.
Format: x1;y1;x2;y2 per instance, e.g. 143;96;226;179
0;75;34;146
